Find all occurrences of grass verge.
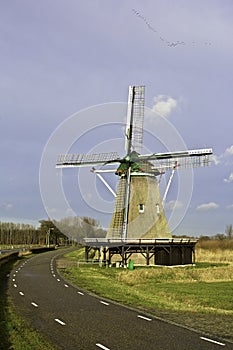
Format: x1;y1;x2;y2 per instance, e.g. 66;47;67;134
58;248;233;342
0;258;55;350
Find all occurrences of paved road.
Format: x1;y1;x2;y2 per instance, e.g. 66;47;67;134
9;249;233;350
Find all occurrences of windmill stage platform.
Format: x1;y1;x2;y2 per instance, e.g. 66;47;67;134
83;238;198;266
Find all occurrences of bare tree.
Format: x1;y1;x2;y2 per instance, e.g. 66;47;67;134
225;224;233;239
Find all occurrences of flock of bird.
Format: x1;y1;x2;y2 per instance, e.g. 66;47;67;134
132;8;212;48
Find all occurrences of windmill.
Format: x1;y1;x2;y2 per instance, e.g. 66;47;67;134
56;86;212;241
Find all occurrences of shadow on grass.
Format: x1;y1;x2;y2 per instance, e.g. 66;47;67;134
0;257;18;350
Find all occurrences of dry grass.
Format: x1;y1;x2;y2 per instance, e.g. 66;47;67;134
116;264;233;285
196;239;233;263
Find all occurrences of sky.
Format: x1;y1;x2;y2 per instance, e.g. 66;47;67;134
1;0;233;237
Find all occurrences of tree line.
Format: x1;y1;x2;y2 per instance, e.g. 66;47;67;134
0;216;106;246
199;224;233;241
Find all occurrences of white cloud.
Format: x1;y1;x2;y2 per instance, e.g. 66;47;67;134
211;155;220;165
0;203;13;210
165;200;183;211
210;145;233;166
151;95;178;118
196;202;219;211
224;172;233;183
225;145;233;155
226;204;233;210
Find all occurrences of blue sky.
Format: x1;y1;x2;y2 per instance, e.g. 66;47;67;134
1;0;233;237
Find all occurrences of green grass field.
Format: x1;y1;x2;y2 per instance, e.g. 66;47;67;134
58;248;233;342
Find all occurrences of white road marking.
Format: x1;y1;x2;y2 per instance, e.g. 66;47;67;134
200;337;225;346
78;291;84;295
31;302;38;308
57;278;60;282
12;278;15;282
53;274;56;277
19;292;24;296
100;301;109;306
137;315;152;322
96;344;110;350
13;274;16;277
13;284;17;288
54;318;66;326
64;284;69;288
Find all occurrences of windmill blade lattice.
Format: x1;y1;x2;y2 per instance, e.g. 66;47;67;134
56;152;120;168
125;86;145;154
136;148;212;171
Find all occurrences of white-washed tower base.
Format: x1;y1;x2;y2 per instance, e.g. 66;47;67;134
107;173;171;239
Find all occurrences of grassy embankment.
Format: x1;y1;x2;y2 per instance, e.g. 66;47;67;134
0;254;55;350
58;239;233;342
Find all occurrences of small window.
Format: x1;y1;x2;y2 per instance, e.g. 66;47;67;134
139;203;144;213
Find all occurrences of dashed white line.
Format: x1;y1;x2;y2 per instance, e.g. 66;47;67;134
53;274;56;277
54;318;66;326
64;284;69;288
137;315;152;322
100;301;109;306
13;284;17;288
78;291;84;295
12;278;15;282
96;343;110;350
19;291;24;296
57;278;60;282
200;337;225;346
13;274;16;277
31;302;38;308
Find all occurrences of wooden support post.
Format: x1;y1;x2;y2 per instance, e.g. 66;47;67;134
181;246;185;265
122;245;125;265
85;246;89;262
103;247;106;265
169;245;172;266
97;248;101;260
154;248;157;265
146;245;150;265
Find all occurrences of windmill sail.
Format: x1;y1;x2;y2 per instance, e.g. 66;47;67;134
125;86;145;154
121;86;146;239
56;152;120;168
136;148;212;170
